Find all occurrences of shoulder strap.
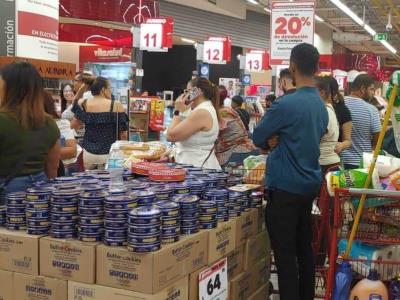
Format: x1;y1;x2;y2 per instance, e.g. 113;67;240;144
110;99;115;112
0;125;48;187
82;99;88;112
201;143;216;169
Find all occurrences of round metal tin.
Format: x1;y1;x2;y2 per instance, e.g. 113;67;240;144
104;219;127;229
103;238;127;247
50;230;75;239
50;213;78;222
26;210;50;219
78;234;102;242
6;224;27;230
199;214;217;222
26;188;51;201
79;217;103;225
26;201;49;210
129;225;161;235
104;211;128;219
51;222;76;231
128;233;161;244
161;216;180;226
78;225;103;234
129;206;161;219
6;207;26;214
154;201;180;217
180;226;199;235
161;226;180;235
200;221;218;229
27;227;49;235
78;206;103;216
172;183;191;195
104;230;127;239
161;234;180;244
7;215;26;223
181;218;200;227
125;182;151;191
79;198;104;206
51;204;78;214
127;243;161;253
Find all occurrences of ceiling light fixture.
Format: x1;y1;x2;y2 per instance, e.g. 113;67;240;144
264;7;271;13
329;0;397;55
181;38;196;44
315;15;324;22
247;0;259;5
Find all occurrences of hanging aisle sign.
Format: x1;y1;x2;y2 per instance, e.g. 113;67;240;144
245;50;270;72
270;1;315;65
139;17;174;52
202;37;231;64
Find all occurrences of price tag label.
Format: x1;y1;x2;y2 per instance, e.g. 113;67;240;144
140;23;163;51
245;53;263;72
203;40;224;64
199;258;228;300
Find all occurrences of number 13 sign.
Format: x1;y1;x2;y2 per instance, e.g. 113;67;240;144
140;17;174;51
203;37;231;64
245;50;270;72
199;258;228;300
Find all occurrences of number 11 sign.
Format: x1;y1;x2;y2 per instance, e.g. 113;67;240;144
203;37;231;64
140;17;174;52
199;258;228;300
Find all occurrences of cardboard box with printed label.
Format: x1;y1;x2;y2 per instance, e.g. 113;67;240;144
68;276;189;300
0;228;42;275
188;266;208;300
226;245;244;279
40;236;97;284
229;272;252;300
235;209;258;247
249;257;271;294
248;283;269;300
13;272;67;300
0;269;13;300
97;230;207;294
244;230;270;271
207;218;236;264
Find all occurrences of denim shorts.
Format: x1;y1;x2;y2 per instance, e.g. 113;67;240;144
0;172;48;205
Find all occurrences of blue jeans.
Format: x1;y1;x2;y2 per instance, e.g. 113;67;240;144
1;172;48;204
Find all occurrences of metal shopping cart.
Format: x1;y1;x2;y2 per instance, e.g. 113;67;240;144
324;188;400;299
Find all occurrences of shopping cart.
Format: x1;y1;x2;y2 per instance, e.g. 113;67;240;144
324;188;400;299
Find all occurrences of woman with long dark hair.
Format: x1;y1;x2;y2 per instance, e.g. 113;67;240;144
72;76;128;170
60;83;74;113
0;62;60;201
167;77;221;170
43;91;77;176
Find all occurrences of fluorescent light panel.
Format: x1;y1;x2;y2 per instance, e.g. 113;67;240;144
247;0;258;5
329;0;397;55
315;15;324;22
181;38;196;44
264;7;271;13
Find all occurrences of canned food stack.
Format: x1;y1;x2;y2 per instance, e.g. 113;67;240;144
175;195;200;235
227;176;242;187
199;200;217;229
125;180;150;192
6;192;26;230
26;188;51;235
240;191;252;212
250;191;264;208
200;176;219;189
136;191;157;207
103;192;137;246
215;173;229;188
204;189;229;222
173;182;191;195
50;188;80;239
228;192;242;218
78;185;107;243
151;185;174;201
0;205;5;226
128;207;162;252
187;179;206;198
154;201;180;244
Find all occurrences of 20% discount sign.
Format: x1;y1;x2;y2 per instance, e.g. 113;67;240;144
275;15;312;35
199;258;228;300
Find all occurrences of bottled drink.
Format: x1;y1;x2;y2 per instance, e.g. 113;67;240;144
107;150;125;192
333;261;353;300
390;276;400;300
350;269;388;300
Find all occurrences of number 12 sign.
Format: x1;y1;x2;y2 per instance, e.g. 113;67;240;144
203;37;231;64
199;258;228;300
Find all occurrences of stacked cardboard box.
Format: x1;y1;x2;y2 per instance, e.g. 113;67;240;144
0;208;270;300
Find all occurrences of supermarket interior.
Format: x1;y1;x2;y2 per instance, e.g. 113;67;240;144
1;0;400;299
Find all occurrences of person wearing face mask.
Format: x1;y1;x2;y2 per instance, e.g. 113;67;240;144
278;68;296;96
253;43;328;300
341;74;381;169
167;77;221;170
72;76;128;170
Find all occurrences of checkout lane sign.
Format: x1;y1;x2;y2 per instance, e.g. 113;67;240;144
270;1;315;65
199;258;228;300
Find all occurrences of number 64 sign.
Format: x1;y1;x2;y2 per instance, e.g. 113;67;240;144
203;37;231;64
199;258;228;300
